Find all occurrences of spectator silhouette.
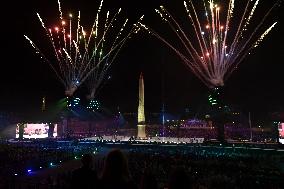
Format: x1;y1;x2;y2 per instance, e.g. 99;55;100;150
99;149;137;189
208;175;233;189
168;167;192;189
139;168;158;189
71;153;98;189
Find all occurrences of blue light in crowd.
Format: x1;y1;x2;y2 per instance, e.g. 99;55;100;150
27;169;32;173
14;173;18;176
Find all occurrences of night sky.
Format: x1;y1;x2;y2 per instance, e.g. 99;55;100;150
0;0;283;120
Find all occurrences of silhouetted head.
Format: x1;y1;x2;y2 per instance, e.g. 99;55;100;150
140;169;158;189
168;167;191;189
102;149;130;179
81;153;94;169
208;175;233;189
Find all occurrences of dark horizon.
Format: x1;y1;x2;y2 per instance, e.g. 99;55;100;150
0;0;283;120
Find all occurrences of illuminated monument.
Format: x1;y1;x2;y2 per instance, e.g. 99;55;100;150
137;73;146;139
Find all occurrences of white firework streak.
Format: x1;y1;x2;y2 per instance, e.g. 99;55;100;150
25;0;143;97
139;0;278;88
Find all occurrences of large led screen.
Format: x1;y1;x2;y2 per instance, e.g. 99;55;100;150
16;123;57;138
279;123;284;144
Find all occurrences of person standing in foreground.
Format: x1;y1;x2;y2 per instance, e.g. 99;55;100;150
99;149;137;189
71;153;98;189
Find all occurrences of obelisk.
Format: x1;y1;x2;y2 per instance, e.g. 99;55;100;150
137;72;146;139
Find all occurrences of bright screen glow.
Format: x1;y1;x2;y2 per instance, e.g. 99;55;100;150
279;123;284;144
16;123;57;138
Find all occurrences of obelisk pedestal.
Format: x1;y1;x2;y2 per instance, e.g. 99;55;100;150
137;124;146;139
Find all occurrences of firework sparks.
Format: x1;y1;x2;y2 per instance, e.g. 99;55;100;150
139;0;278;88
25;0;142;97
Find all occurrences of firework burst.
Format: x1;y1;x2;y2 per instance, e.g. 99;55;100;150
25;0;142;96
139;0;279;88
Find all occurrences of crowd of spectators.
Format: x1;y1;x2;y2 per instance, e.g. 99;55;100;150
0;139;283;189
